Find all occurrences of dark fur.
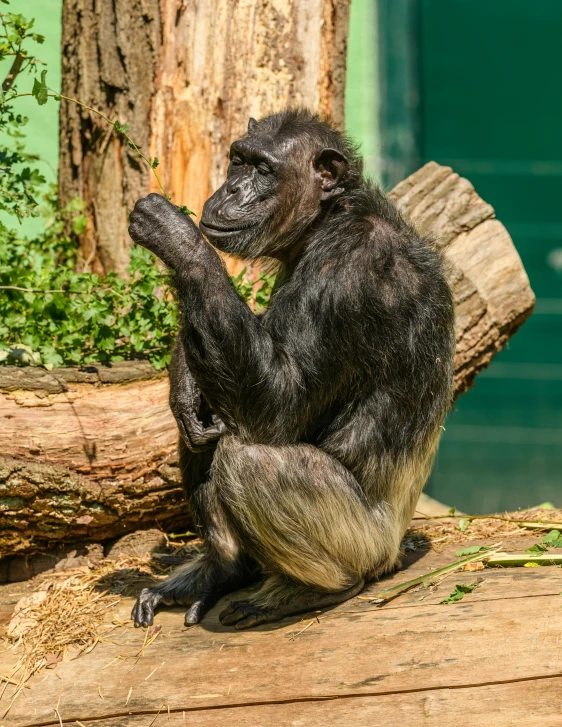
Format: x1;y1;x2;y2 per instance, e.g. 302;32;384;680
128;109;455;630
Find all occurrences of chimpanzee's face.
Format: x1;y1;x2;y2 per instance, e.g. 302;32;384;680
200;131;318;259
200;120;350;260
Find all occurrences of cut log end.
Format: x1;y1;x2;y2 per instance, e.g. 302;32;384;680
390;162;535;399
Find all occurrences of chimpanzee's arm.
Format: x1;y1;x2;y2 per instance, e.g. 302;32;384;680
128;195;318;443
169;337;225;451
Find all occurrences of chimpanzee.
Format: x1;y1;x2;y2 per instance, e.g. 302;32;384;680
128;109;455;630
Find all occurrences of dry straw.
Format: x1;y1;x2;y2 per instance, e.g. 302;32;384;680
0;553;172;718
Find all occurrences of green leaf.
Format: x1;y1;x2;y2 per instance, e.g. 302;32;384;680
71;214;88;235
541;530;562;548
151;157;159;169
178;204;194;216
441;582;481;605
114;120;130;134
455;545;492;557
31;70;48;105
448;507;456;517
458;518;470;532
525;543;548;554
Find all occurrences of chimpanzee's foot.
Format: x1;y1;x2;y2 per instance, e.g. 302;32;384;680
131;583;235;628
131;588;166;628
131;553;259;628
219;577;365;630
219;600;283;629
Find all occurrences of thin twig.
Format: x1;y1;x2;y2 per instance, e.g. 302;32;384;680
149;704;165;727
415;510;562;527
0;285;71;294
0;284;125;298
2;51;24;92
293;620;314;637
12;92;169;199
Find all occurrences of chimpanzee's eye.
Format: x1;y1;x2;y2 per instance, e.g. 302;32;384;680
230;155;243;166
257;162;271;176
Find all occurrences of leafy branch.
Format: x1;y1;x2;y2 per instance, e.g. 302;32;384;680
10;81;193;215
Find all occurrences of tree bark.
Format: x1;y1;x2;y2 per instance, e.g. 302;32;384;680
58;0;351;277
0;164;534;558
58;0;162;276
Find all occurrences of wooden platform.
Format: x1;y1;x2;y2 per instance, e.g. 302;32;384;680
2;535;562;726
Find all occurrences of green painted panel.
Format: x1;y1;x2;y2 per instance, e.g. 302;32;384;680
0;0;62;235
345;0;381;179
419;0;562;511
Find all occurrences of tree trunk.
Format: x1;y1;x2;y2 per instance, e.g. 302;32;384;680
58;0;162;276
58;0;351;277
0;165;534;558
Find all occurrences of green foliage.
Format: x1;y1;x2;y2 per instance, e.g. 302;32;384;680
525;543;548;555
523;530;562;555
31;68;47;105
458;518;470;532
542;529;562;545
232;268;276;313
0;189;178;369
0;8;48;222
440;581;481;605
454;545;492;557
0;191;274;370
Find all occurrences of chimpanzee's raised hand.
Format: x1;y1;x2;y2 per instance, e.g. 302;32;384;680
169;339;226;452
128;193;207;269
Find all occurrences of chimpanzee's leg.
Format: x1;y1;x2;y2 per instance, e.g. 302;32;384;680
213;436;400;629
131;439;259;628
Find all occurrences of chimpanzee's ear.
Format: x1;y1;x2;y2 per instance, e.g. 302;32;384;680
313;148;349;200
248;117;258;133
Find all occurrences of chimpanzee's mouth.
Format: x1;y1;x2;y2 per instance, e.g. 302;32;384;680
199;220;255;235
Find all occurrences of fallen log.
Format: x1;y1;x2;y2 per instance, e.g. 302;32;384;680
0;163;535;558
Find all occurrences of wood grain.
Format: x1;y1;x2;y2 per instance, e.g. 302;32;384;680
2;553;561;726
43;679;562;727
390;161;535;395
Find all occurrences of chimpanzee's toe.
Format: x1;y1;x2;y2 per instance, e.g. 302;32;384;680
219;600;281;629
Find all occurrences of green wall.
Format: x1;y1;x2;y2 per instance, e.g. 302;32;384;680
1;0;61;235
418;0;562;512
345;0;381;180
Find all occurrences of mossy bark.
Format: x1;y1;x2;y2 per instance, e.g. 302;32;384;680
0;456;186;560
